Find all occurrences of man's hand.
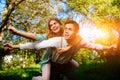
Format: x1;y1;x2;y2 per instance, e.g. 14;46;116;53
109;44;117;51
103;44;117;51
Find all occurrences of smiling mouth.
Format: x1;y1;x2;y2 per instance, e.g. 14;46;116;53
64;34;69;37
54;28;57;31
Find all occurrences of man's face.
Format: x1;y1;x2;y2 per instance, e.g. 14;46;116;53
63;23;76;40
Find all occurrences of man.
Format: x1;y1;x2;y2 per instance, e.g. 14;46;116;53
4;20;115;80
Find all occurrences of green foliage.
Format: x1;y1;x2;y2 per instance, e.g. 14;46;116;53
74;48;101;64
1;49;43;70
67;0;120;20
0;64;40;80
112;0;120;9
77;54;120;80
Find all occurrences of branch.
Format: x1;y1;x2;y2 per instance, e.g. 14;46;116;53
0;0;25;33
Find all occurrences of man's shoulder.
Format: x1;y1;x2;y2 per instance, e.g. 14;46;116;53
49;36;64;40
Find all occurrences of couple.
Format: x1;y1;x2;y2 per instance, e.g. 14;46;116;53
4;18;80;80
4;18;115;80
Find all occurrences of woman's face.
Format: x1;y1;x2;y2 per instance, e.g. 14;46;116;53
49;20;61;33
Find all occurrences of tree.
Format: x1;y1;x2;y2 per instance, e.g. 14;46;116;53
0;0;25;32
66;0;120;19
0;0;55;42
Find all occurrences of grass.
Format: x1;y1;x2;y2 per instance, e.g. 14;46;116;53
0;64;41;80
1;60;120;80
77;61;120;80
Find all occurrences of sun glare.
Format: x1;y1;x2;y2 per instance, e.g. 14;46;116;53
79;23;118;46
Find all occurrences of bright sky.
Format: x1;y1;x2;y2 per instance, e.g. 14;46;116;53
0;0;5;24
0;0;5;12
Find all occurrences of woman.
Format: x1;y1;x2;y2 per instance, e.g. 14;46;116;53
7;18;79;80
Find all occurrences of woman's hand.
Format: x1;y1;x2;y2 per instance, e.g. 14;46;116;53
8;25;19;34
4;43;14;50
57;46;71;54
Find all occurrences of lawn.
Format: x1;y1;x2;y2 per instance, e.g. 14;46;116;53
0;64;41;80
0;61;120;80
